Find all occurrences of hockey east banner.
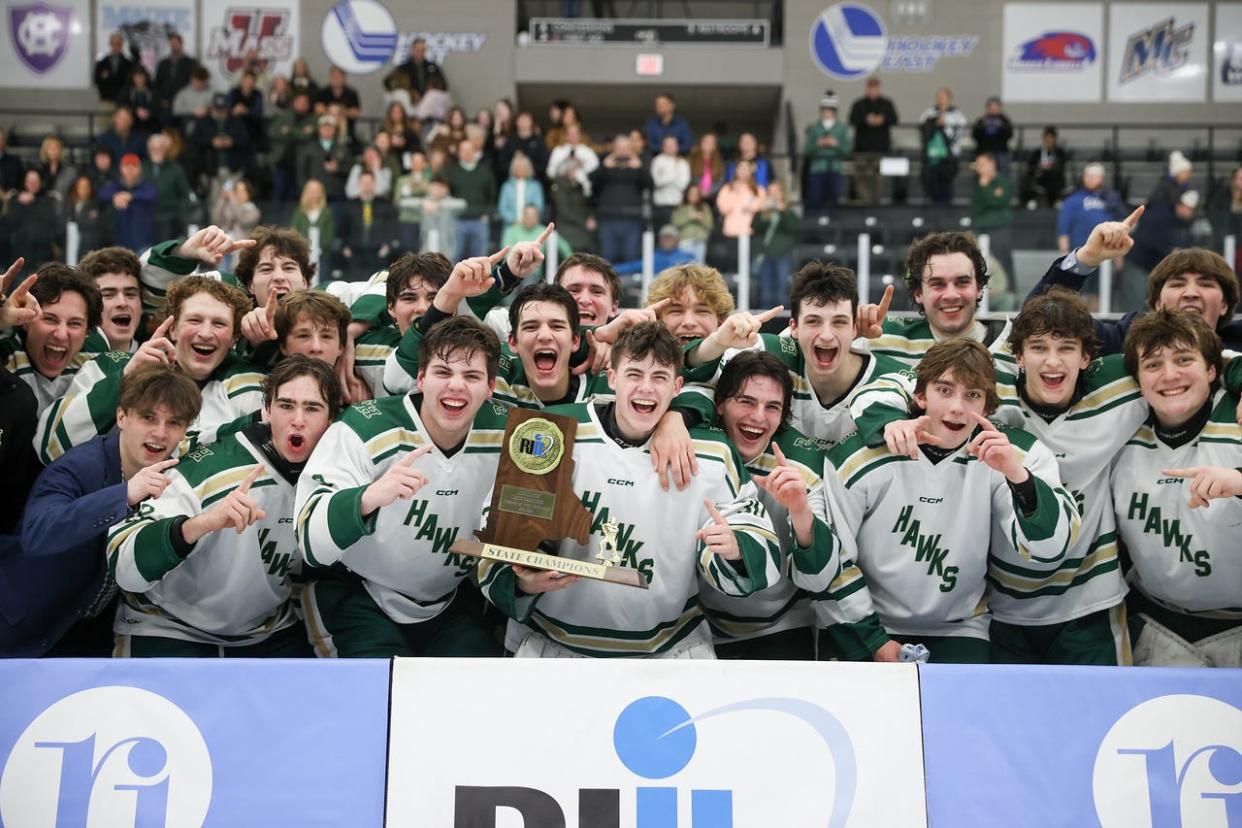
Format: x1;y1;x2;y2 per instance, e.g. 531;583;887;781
920;664;1242;828
386;658;928;827
0;658;390;827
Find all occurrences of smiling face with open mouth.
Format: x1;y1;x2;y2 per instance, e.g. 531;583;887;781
558;265;617;327
1017;332;1090;409
608;354;683;443
914;369;990;449
250;246;309;305
791;297;857;387
1137;341;1216;430
117;403;190;476
914;252;982;339
24;291;89;380
1156;271;1230;331
417;347;496;447
657;287;721;345
266;374;332;463
717;375;786;464
510;300;579;402
172;293;237;381
96;271;142;350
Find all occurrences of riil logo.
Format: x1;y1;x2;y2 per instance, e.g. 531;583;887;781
206;7;292;76
1093;694;1242;827
454;694;857;827
0;686;212;828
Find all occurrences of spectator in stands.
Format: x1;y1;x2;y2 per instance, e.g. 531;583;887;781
395;151;431;250
98;106;147;162
591;134;652;265
154;32;197;119
187;93;252;185
143;132;191;243
38;136;77;199
172;66;212;125
500;111;546;186
546;124;598;253
804;91;851;212
1022;126;1067;208
211;180;261;267
63;176;112;257
629;129;652;167
228;69;266;149
315;66;361;143
118;66;157;135
848;76;899;206
971;96;1014;172
546;103;588;152
498;152;544;226
78;246;143;352
346;146;394;201
1123;151;1198;312
94;32;134;105
750;180;798;308
292;179;335;278
414;74;452;124
919;87;968;206
1209;166;1242;273
489;99;515;173
268;74;291;113
644;92;692;155
5;169;60;272
614;224;694;276
672;183;713;264
290;58;318;100
689;131;725;201
651;135;691;231
298;114;351;203
970;152;1015;307
386;37;448;98
0;128;25;194
726;132;771;188
717;159;766;239
269;89;316;202
1058;162;1123;258
340;170;399;280
101;154;156;252
372;130;404;183
382;101;420;160
412;176;465;254
88;147;115;192
445;138;496;260
426;106;467;158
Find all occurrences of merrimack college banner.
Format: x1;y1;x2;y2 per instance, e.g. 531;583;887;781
387;658;927;827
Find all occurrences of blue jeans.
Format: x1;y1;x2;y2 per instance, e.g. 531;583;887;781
757;254;792;309
455;217;489;261
599;219;642;265
805;171;841;212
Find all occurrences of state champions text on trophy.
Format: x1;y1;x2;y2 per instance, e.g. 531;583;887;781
450;408;647;588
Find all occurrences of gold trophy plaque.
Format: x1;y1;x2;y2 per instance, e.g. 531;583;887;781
450;408;647;589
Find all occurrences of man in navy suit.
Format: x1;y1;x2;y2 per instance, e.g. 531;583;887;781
4;364;200;656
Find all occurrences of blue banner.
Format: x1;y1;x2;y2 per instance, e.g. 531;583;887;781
920;664;1242;828
0;659;390;828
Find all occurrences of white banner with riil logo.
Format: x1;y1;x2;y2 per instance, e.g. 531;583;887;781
200;0;299;91
0;0;88;88
387;658;927;827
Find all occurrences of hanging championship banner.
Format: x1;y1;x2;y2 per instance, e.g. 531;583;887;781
1215;3;1242;101
1107;2;1208;102
201;0;299;91
95;0;195;75
0;0;88;88
1002;3;1103;102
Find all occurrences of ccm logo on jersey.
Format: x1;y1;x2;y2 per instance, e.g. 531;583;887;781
436;490;459;496
607;478;635;487
919;497;943;504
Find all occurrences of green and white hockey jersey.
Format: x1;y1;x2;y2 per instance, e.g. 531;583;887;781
35;349;265;464
105;428;302;645
698;427;841;642
681;333;910;447
353;325;401;399
1112;389;1242;621
1;327;110;412
477;402;783;657
295;395;506;624
868;316;1014;372
824;423;1081;640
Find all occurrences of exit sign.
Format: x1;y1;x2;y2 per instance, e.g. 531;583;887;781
636;53;664;75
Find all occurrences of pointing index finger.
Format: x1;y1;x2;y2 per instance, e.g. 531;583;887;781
488;246;511;267
703;498;727;525
1123;205;1145;229
400;443;434;465
265;287;279;321
153;458;179;471
877;284;894;317
2;258;25;293
1161;467;1200;478
755;305;784;324
154;315;175;338
535;222;556;246
647;297;671;315
970;412;998;431
237;464;263;494
771;443;788;466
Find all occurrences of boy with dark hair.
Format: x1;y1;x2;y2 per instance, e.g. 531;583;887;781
275;289;349;368
705;351;844;659
10;364;200;656
824;338;1080;663
1113;310;1242;666
79;247;144;352
863;231;1011;366
108;356;339;657
478;321;781;658
295;316;507;657
685;260;908;446
37;276;265;463
1;263;109;411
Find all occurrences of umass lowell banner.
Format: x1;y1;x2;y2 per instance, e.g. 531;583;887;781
920;664;1242;828
0;659;389;827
